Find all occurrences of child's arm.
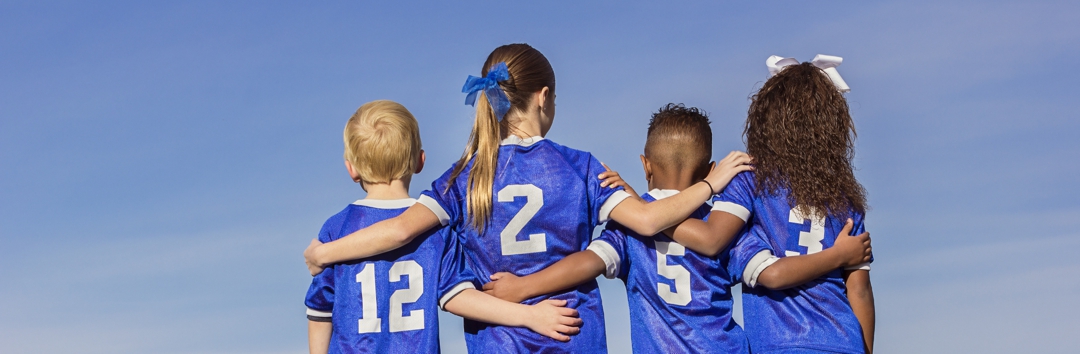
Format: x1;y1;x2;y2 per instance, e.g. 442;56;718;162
749;220;871;290
304;204;441;275
844;269;875;354
443;289;583;341
482;250;606;303
307;320;331;354
608;151;752;236
664;212;746;257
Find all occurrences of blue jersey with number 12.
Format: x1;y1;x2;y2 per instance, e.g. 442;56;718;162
418;136;630;354
304;198;478;354
715;171;872;354
586;189;750;354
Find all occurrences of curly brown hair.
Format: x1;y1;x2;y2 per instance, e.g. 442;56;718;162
745;62;867;219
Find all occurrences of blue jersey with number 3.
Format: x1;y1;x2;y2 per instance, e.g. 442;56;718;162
304;199;478;354
586;190;749;354
419;136;630;354
715;172;871;354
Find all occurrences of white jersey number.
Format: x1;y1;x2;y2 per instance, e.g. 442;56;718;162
785;208;825;257
354;260;425;333
656;241;692;306
497;184;547;255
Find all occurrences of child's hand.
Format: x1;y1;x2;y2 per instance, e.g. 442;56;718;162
304;239;326;276
523;299;583;342
832;219;872;268
483;272;531;303
703;151;754;194
598;163;639;198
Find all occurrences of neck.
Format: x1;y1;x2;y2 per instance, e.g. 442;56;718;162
501;111;545;139
361;178;412;200
648;169;698;192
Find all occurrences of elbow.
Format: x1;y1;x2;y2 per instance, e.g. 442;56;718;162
756;267;792;290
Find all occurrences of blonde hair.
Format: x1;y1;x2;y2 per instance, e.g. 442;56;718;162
449;44;555;232
344;100;422;184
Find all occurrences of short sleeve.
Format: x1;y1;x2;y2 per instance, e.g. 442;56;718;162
712;172;755;222
587;226;630;279
419;166;464;227
725;231;773;287
436;228;479;310
585;156;631;224
305;221;337;321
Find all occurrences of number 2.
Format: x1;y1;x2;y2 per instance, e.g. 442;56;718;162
785;208;825;257
354;260;425;333
497;184;546;255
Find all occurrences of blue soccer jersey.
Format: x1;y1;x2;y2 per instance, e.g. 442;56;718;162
714;172;871;354
585;189;749;354
304;198;478;354
418;136;631;354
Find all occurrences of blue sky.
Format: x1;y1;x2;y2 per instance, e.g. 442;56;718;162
1;1;1077;353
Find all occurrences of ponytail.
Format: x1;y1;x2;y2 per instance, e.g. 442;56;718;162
449;43;555;232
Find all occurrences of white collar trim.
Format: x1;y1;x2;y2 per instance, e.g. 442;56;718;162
352;198;417;209
647;189;681;200
500;135;545;146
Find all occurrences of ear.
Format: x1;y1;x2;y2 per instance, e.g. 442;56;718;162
345;159;361;183
415;150;426;174
640;154;652;184
536;86;550;112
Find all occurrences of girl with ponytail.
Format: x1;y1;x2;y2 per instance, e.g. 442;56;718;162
305;43;751;352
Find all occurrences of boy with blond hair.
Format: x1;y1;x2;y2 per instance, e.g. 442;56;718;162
305;100;582;354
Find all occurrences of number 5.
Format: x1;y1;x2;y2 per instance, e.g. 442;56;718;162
656;241;691;306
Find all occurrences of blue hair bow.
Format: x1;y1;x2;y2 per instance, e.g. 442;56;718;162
462;62;511;120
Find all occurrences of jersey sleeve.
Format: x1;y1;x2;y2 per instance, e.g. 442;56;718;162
712;172;754;222
586;225;630;279
585;156;631;224
305;220;338;321
725;231;777;288
418;166;463;227
436;228;479;310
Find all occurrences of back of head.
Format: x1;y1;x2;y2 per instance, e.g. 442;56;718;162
344;100;422;184
451;43;555;231
645;103;713;180
745;62;866;218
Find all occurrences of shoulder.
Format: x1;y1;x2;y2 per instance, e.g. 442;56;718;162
319;204;359;241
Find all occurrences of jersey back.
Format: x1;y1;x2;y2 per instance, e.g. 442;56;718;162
715;172;869;354
587;190;749;354
419;137;630;353
304;199;477;354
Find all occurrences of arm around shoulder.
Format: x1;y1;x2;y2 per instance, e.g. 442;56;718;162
305;204;442;274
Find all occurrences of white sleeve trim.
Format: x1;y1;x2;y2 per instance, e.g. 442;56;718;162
742;250;780;288
439;281;476;310
587;240;621;279
598;190;632;223
712;201;750;222
845;262;871;271
417;195;451;226
306;308;332;318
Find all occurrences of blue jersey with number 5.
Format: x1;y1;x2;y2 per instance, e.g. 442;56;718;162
715;171;871;354
587;190;749;354
304;198;478;354
419;136;630;354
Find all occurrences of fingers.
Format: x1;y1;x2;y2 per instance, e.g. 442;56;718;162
482;282;495;291
541;299;568;307
840;218;854;237
601;162;612;172
558;313;583;325
556;324;581;335
490;272;509;281
556;306;579;317
547;331;571;342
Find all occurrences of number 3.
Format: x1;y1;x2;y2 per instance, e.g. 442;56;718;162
354;261;425;333
785;208;825;257
498;184;546;255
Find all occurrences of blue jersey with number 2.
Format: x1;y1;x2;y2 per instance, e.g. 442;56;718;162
715;171;871;354
419;136;630;354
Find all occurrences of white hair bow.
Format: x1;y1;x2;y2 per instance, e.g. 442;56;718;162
765;54;850;93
